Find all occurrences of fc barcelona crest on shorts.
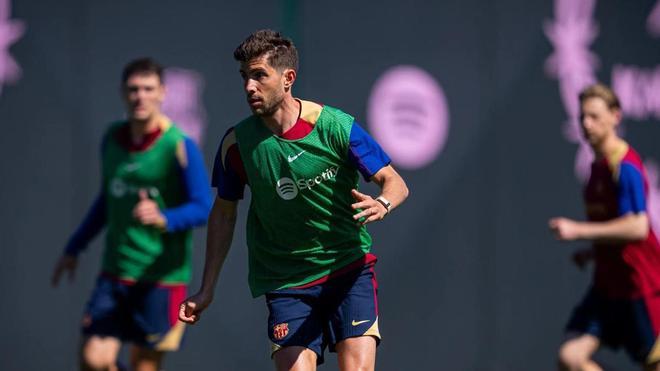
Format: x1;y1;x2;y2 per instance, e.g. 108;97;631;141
273;323;289;340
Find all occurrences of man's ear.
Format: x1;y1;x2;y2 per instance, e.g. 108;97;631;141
158;83;167;103
612;108;622;126
283;68;297;90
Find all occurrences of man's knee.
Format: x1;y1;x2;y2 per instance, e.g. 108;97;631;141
273;346;317;371
81;337;120;371
337;336;377;371
130;346;164;371
557;339;597;371
81;348;116;370
558;344;580;370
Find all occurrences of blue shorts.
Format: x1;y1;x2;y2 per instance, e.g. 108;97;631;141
566;287;660;363
266;263;381;365
82;275;187;351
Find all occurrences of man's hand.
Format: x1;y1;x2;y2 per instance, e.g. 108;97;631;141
51;254;77;287
549;217;583;241
179;291;213;324
133;189;166;228
351;189;387;226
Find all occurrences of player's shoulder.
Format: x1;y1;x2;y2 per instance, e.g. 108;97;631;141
622;145;644;168
298;99;354;132
166;121;184;137
605;141;641;174
299;99;325;125
216;126;239;162
155;122;191;155
315;101;353;121
309;101;355;135
220;126;237;145
617;144;647;180
613;144;648;185
161;123;201;167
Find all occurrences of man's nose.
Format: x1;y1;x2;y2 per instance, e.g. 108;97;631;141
245;80;257;94
136;89;148;100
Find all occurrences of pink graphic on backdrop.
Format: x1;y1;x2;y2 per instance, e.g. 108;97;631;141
544;0;598;181
612;65;660;120
546;0;660;231
0;0;25;97
162;68;207;145
367;66;449;170
647;1;660;37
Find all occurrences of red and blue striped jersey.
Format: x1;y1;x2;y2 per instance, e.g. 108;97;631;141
585;142;660;298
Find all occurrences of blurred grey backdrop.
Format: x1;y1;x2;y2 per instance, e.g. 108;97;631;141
2;0;660;370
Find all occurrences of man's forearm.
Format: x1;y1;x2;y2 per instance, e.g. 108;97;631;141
375;166;409;212
578;213;649;242
199;202;237;297
65;194;107;256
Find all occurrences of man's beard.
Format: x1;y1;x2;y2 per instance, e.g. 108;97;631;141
255;93;284;117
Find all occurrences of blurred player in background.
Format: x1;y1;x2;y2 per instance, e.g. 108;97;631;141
179;30;409;371
52;58;212;371
550;83;660;371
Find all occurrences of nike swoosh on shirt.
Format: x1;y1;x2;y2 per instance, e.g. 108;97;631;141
287;150;306;163
351;319;370;326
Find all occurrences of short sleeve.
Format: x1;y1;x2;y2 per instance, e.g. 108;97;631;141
211;128;246;200
618;162;647;215
347;122;391;180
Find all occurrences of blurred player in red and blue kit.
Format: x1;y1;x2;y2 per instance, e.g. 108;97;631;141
550;84;660;371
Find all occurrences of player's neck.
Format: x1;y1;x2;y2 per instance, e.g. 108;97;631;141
261;96;300;136
594;135;625;160
129;114;163;143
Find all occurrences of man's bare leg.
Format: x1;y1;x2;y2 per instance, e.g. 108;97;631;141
336;336;377;371
129;345;164;371
558;333;601;371
80;336;121;371
273;346;317;371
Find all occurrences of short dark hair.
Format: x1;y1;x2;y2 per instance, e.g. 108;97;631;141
579;83;621;111
233;29;298;71
122;57;164;85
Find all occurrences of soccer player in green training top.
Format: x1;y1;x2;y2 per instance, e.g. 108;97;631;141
52;58;212;371
179;30;409;371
